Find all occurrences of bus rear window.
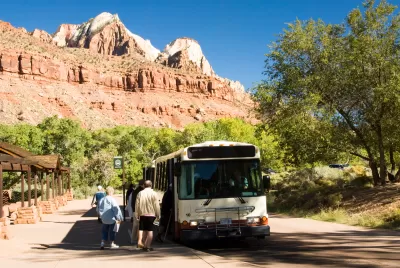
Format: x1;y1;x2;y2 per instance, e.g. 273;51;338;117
187;146;256;159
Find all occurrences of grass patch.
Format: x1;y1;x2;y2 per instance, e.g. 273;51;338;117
307;208;400;230
310;208;349;223
269;167;400;231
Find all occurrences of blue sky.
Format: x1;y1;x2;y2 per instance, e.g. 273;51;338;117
1;0;399;89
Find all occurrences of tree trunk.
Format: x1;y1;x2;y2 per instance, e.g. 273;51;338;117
389;146;395;174
369;160;380;186
377;125;387;185
394;167;400;182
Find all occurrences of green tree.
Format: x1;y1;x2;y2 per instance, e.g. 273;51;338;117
38;116;92;166
253;0;400;185
178;123;215;147
0;124;43;154
206;118;258;144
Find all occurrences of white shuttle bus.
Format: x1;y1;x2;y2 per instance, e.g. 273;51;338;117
145;141;270;243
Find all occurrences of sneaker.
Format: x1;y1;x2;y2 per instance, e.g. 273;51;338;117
137;243;144;249
142;247;151;252
100;242;104;250
110;243;119;249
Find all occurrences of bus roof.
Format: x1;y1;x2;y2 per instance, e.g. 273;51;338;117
154;141;259;163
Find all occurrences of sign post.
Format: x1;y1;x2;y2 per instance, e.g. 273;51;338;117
113;156;125;221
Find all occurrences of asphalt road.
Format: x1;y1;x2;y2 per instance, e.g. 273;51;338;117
188;214;400;267
1;196;399;268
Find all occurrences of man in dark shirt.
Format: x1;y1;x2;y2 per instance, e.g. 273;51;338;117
156;184;173;242
130;179;144;244
126;183;134;206
91;185;106;223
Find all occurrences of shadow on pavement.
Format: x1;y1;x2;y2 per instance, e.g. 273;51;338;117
39;206;185;256
23;204;400;267
188;229;400;268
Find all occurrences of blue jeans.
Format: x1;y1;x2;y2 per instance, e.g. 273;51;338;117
101;223;116;242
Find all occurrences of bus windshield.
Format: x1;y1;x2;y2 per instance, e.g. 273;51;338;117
178;159;264;199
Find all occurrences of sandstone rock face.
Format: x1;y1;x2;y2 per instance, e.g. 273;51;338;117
53;24;79;47
0;16;255;129
49;14;245;92
31;29;52;43
0;49;249;103
215;76;245;93
164;38;214;76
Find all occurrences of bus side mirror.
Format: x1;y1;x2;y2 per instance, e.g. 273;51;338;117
263;175;271;192
174;162;181;176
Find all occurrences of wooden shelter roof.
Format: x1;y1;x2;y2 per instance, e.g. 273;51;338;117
0;142;64;171
0;153;38;171
25;155;61;170
0;142;35;158
61;166;70;172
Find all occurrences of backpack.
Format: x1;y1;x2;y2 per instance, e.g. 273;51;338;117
94;192;105;204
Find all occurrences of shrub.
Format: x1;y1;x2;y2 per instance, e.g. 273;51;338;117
350;176;374;188
348;165;367;176
313;166;343;180
383;209;400;229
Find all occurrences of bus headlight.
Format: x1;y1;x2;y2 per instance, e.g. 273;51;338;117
247;217;260;224
190;219;205;226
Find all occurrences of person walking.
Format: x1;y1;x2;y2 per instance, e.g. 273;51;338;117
130;179;144;245
135;180;160;252
97;186;123;250
156;183;173;242
126;183;135;222
126;183;134;206
91;185;106;222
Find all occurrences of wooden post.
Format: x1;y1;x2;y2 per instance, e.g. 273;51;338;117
54;171;57;197
46;172;50;201
58;174;61;196
0;163;3;218
34;174;38;206
21;172;25;207
52;172;55;199
122;158;126;220
27;166;31;207
68;172;71;191
61;172;64;195
40;172;44;201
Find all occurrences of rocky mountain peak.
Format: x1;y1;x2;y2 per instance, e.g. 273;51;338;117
51;12;160;61
163;37;214;76
31;29;52;43
53;24;79;47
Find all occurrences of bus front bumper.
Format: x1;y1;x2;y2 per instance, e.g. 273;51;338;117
180;225;270;242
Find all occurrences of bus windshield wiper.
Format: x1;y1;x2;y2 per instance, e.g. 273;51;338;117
203;199;212;206
236;197;246;204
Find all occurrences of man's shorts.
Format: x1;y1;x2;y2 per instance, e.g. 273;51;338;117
139;216;156;231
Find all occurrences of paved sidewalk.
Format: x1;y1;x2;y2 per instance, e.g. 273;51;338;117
0;196;249;268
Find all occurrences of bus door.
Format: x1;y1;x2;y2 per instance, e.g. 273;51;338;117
166;158;177;240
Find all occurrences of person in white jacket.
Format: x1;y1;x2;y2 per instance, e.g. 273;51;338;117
135;180;160;252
